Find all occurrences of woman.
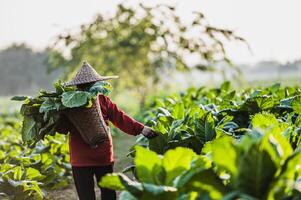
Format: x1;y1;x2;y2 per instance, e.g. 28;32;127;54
55;61;158;200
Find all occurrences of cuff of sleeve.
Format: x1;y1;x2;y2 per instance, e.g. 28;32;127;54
133;124;144;136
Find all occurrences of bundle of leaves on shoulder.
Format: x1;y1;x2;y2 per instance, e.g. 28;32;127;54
12;81;112;147
100;126;301;200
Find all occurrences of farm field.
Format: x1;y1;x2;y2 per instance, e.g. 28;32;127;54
0;82;300;199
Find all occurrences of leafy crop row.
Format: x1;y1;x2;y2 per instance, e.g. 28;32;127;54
100;82;301;200
0;114;71;199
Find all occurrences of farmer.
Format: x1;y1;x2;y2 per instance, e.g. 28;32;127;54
55;61;158;200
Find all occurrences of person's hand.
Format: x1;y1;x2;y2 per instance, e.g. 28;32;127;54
141;126;159;139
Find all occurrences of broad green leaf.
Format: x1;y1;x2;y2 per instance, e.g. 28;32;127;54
236;135;278;198
99;173;125;190
252;113;278;130
292;96;301;114
21;115;38;142
149;133;168;155
270;83;281;93
25;168;43;180
0;150;5;160
99;173;143;197
13;166;23;181
176;168;227;200
61;91;91;108
241;96;274;112
134;146;162;184
205;112;215;141
172;103;185;120
119;191;137;200
162;147;196;185
266;149;301;199
89;81;112;96
211;136;238;177
264;133;293;166
39;98;61;113
221;81;231;92
194;112;216;142
11;96;29;101
153;121;168;135
142;183;178;200
158;107;172;117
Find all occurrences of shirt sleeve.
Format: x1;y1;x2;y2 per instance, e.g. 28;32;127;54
99;95;144;136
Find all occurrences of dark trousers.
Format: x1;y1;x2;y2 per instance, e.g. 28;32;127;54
72;165;116;200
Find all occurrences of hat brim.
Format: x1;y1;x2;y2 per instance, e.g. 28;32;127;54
64;76;119;86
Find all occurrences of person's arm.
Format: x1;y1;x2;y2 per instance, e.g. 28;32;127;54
101;95;144;136
99;95;158;138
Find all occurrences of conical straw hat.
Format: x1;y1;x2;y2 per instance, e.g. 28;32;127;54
64;61;118;86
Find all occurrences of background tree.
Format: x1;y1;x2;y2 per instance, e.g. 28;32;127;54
0;44;59;95
47;3;244;106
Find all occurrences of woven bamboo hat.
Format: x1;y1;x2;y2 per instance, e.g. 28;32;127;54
64;61;118;86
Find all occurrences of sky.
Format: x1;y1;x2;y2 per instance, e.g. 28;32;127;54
1;0;301;64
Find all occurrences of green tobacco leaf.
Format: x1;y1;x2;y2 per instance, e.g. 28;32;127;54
25;168;43;180
194;112;216;142
241;96;274;112
266;148;301;199
158;107;172;117
205;112;215;141
162;147;196;185
270;83;281;93
100;173;143;196
21;115;38;142
11;96;29;101
119;191;137;200
251;113;278;131
134;146;162;184
89;81;112;96
39;98;61;113
54;80;66;94
279;96;295;108
99;173;126;190
221;81;231;92
236;135;279;198
264;133;293;166
178;168;227;200
142;183;178;200
291;96;301;114
149;133;168;154
172;102;185;120
210;136;238;177
13;166;23;181
61;91;91;108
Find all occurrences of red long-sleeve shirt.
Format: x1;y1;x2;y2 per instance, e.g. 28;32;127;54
56;94;144;166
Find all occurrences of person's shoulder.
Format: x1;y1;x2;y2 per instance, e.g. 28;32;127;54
97;93;112;103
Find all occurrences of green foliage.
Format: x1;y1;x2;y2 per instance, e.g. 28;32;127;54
100;147;197;200
47;3;244;103
61;91;92;108
99;82;301;199
12;80;112;146
135;82;301;154
0;114;72;199
101;132;301;200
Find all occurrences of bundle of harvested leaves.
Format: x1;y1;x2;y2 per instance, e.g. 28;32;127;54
11;81;112;147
